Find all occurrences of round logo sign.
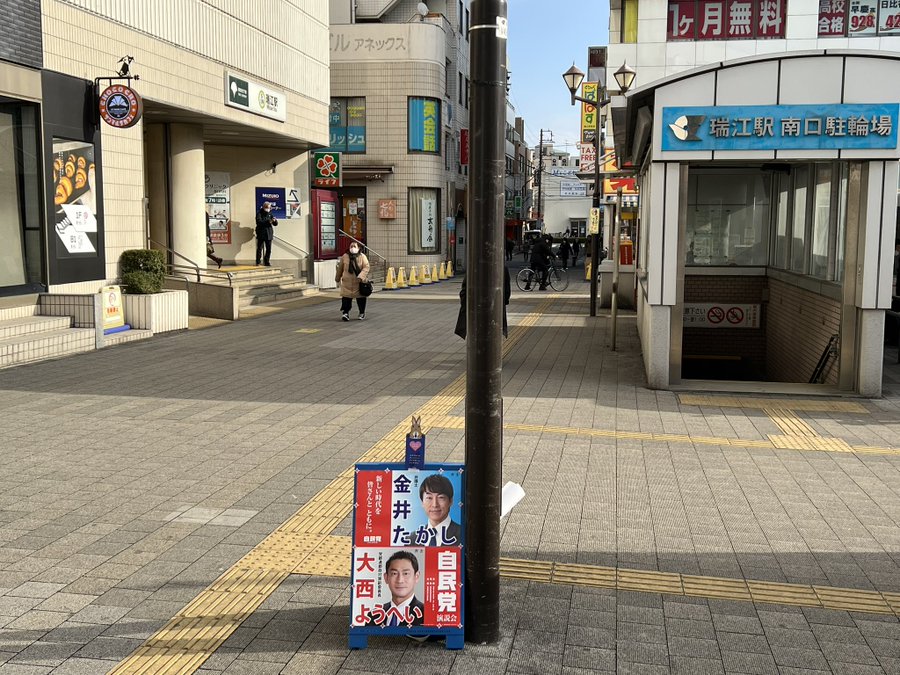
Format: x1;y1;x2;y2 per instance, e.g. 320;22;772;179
98;85;143;128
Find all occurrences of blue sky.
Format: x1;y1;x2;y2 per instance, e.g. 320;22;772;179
507;0;610;154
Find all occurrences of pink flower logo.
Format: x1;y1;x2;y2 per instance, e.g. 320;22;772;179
317;154;338;177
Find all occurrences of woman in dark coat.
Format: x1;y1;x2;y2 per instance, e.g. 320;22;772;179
454;266;511;339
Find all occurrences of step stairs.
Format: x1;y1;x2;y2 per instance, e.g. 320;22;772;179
206;266;320;309
0;305;153;370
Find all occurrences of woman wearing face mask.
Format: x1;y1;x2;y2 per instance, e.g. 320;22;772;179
335;243;371;320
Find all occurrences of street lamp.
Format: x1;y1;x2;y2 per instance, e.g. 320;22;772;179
562;61;635;317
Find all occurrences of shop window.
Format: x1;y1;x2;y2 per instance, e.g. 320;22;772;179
809;163;833;279
833;163;849;282
409;97;441;154
685;169;770;266
409;187;441;254
329;97;366;154
772;171;790;270
622;0;638;43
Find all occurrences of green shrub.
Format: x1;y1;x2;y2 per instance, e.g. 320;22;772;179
120;249;165;294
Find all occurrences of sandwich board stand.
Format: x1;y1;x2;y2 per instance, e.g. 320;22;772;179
348;420;465;650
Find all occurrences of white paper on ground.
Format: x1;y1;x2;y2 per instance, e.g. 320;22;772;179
501;481;525;519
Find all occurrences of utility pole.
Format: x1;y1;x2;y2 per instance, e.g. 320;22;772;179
464;0;506;645
536;129;552;229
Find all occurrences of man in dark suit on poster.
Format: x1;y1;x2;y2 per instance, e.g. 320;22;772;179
420;474;461;546
366;551;424;627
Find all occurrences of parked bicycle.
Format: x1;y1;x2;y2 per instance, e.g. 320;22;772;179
516;261;569;292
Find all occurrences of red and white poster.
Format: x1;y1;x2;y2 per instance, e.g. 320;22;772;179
698;0;727;39
848;0;878;34
668;0;697;39
757;0;787;38
818;0;848;35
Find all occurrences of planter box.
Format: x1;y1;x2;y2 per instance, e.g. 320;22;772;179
123;290;189;334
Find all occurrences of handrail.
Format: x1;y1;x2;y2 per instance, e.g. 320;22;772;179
149;238;202;283
272;235;310;258
338;231;388;267
168;262;235;286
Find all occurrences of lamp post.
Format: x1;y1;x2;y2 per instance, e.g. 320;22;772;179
562;61;635;318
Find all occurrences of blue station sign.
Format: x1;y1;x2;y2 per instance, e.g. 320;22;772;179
661;104;900;151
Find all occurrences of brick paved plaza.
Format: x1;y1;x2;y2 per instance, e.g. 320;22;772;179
1;276;900;674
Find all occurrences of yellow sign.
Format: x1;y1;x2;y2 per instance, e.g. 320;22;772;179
581;82;599;142
101;285;125;331
589;207;601;235
602;151;638;196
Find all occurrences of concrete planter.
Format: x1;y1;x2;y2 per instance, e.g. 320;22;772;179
123;290;189;334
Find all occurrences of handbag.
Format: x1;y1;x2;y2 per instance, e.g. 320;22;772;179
358;279;373;297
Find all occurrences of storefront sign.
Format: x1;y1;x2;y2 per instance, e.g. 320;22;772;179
589;207;601;235
349;463;464;643
560;180;587;197
205;172;231;244
313;152;342;187
101;285;125;331
98;84;142;128
378;199;397;219
420;199;437;248
684;303;761;328
225;72;287;122
662;104;899;151
603;151;638;197
255;187;286;220
459;129;469;165
818;0;847;35
409;98;440;153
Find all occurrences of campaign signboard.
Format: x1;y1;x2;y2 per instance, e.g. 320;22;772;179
349;463;464;650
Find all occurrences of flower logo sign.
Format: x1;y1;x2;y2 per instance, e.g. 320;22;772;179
313;151;342;188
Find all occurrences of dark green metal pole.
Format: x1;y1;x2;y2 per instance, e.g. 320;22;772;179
464;0;507;644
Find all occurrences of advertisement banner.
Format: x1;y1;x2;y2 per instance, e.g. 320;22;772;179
52;139;98;256
225;72;287;122
668;0;698;39
205;172;231;244
255;187;286;220
818;0;847;35
460;129;469;165
662;103;899;151
878;0;900;33
409;98;440;153
580;141;596;174
350;463;464;640
848;0;878;33
580;83;599;146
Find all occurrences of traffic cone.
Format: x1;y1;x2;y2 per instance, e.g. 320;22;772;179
384;267;397;290
396;267;407;288
431;264;440;282
438;262;447;280
408;265;420;286
421;264;432;284
446;260;454;277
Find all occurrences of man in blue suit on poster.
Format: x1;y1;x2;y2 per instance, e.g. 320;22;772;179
366;551;425;627
419;474;461;546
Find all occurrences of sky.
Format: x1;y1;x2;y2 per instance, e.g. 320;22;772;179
507;0;610;154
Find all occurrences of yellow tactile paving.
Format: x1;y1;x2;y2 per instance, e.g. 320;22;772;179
678;394;868;413
110;297;556;675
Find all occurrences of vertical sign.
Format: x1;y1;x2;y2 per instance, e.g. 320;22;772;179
849;0;878;34
421;198;437;249
409;98;441;153
580;83;599;173
205;172;231;244
349;464;464;649
459;129;469;165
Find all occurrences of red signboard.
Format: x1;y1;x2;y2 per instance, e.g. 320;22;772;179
668;0;697;39
697;0;727;39
757;0;787;37
459;129;469;166
818;0;847;35
668;0;785;40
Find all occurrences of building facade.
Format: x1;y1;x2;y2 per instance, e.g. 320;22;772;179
606;0;900;395
326;0;470;274
0;0;329;299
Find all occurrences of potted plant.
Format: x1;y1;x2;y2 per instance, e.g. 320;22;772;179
120;249;188;333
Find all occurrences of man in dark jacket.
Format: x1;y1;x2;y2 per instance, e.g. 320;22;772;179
255;202;277;266
454;267;511;339
528;235;553;290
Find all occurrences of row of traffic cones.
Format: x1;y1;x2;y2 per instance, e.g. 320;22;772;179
384;261;454;290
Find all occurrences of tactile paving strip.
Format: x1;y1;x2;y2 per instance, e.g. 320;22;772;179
110;297;556;675
677;394;868;413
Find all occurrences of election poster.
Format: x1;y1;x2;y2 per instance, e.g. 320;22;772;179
349;463;464;648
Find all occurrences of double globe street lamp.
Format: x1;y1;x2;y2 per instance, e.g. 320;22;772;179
561;61;636;317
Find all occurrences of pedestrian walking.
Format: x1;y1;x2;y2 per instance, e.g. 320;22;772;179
571;239;580;267
336;243;371;320
255;201;277;266
205;212;223;269
559;238;571;269
505;237;515;261
454;266;511;339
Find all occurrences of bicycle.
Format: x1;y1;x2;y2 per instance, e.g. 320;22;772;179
516;262;569;292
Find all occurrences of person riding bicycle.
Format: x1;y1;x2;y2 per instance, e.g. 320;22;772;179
527;234;554;291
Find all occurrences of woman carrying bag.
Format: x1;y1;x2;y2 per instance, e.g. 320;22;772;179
336;243;371;321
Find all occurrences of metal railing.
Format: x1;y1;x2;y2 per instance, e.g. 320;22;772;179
272;235;310;279
149;238;235;286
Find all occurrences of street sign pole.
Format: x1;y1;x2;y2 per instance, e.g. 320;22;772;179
465;0;507;645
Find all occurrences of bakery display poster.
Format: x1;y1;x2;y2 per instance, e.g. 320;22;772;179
52;139;98;256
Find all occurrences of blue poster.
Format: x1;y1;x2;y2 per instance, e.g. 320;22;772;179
662;104;900;152
408;97;440;153
255;187;286;219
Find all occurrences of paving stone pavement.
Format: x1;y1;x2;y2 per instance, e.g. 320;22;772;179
0;268;899;674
